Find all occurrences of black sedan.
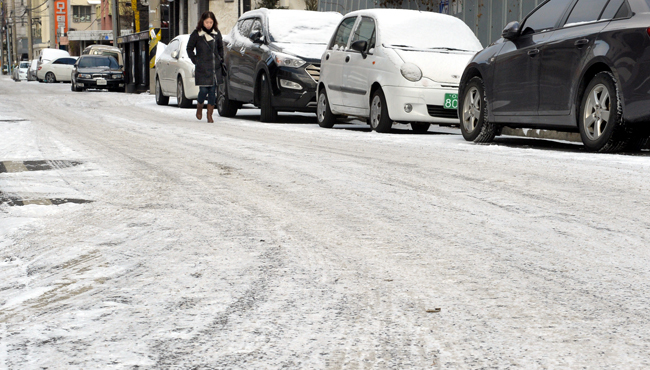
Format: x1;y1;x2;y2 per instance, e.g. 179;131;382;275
458;0;650;152
71;55;125;92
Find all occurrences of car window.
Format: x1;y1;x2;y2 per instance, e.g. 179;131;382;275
250;19;263;38
166;40;179;54
350;17;376;53
564;0;609;27
63;58;77;65
238;19;253;38
601;0;631;20
52;59;64;64
20;62;29;68
330;17;357;50
521;0;573;34
79;57;119;69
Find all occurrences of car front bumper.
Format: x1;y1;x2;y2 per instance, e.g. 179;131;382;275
270;66;319;112
76;78;125;88
383;85;460;125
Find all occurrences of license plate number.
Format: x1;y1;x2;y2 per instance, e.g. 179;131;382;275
97;79;107;86
443;93;458;110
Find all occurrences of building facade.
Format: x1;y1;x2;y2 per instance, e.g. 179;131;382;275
317;0;544;47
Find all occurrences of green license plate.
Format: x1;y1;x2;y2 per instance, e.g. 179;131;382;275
443;93;458;110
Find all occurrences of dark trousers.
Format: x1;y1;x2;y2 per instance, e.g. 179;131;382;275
198;85;217;106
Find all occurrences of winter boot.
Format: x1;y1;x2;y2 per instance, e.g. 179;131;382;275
207;105;214;123
196;103;204;120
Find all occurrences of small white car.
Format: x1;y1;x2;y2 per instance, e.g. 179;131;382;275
317;9;482;133
37;56;78;83
155;35;199;108
13;61;29;81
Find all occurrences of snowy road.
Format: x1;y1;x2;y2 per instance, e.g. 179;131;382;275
1;76;650;369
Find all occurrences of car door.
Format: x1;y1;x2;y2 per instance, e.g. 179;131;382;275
160;40;179;93
492;0;574;117
341;16;376;112
240;18;264;99
538;0;619;117
62;58;77;81
166;39;182;89
322;16;358;107
49;58;65;80
227;19;253;100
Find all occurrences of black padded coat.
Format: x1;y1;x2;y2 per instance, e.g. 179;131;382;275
186;28;224;86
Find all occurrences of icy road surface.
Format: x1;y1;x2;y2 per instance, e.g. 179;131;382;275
1;77;650;369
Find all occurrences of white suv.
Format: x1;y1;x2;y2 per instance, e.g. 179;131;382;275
317;9;482;133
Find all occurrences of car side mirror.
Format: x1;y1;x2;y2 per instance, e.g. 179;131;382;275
171;50;179;59
250;31;264;44
351;40;368;59
502;21;521;40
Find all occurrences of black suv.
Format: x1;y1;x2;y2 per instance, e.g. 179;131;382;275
459;0;650;152
218;9;342;122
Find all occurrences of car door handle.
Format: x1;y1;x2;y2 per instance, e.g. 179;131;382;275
345;55;350;62
575;39;589;48
325;53;330;60
528;49;540;57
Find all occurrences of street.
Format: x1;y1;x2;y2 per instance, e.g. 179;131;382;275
1;76;650;368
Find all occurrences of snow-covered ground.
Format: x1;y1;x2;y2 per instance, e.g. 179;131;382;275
1;76;650;369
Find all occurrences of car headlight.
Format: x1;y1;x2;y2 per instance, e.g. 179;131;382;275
112;74;123;79
400;63;423;82
78;73;91;78
273;52;306;68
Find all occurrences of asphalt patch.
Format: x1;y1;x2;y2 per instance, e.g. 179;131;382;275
0;192;92;207
0;160;83;173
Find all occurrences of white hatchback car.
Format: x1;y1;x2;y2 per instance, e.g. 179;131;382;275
37;56;78;83
155;35;199;108
317;9;482;133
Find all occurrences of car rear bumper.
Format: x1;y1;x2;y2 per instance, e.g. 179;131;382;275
383;85;460;124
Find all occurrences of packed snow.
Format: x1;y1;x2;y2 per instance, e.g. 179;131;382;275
1;77;650;368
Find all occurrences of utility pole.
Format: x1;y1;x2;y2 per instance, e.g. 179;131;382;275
111;0;119;44
10;0;17;60
1;0;5;73
27;0;33;59
49;0;55;48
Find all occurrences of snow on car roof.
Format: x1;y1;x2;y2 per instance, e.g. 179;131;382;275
243;9;342;45
347;9;483;51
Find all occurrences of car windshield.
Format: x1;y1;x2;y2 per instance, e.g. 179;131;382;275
267;11;341;44
20;62;29;68
79;56;118;69
379;12;483;52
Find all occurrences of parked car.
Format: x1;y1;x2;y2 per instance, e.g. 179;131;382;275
218;9;343;121
13;62;29;81
71;55;125;92
154;34;198;108
37;48;71;81
37;57;78;83
317;9;482;133
27;60;38;81
83;45;124;71
459;0;650;152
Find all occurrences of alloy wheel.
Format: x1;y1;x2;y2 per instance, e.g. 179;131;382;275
370;95;382;129
317;93;327;123
583;84;611;141
46;73;55;83
462;87;481;133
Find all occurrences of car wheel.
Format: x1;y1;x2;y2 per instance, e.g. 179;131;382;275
411;123;430;133
369;89;392;133
460;77;497;143
259;73;277;123
45;72;56;83
217;83;240;117
317;89;337;128
579;72;628;153
155;77;169;106
177;77;192;108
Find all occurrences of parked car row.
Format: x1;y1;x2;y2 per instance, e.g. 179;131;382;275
158;1;649;152
14;45;126;93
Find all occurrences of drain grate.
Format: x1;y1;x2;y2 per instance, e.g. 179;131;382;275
0;160;83;173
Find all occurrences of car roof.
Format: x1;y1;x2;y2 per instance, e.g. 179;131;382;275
344;8;461;22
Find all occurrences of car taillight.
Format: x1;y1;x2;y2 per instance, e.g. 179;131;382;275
38;66;42;70
647;27;650;38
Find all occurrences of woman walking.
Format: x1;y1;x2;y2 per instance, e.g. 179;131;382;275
187;11;224;123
